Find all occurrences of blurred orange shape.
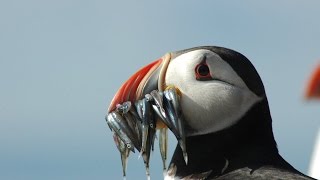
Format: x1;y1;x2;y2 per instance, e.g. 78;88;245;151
305;64;320;99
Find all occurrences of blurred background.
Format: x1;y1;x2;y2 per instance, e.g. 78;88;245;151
0;1;319;179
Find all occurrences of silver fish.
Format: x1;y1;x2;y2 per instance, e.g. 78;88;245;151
135;100;143;120
150;90;167;122
135;99;149;154
163;87;188;164
128;107;143;150
108;86;188;178
113;134;130;178
149;113;157;153
122;111;141;152
162;91;180;137
159;128;168;170
142;125;156;179
143;97;155;129
107;112;135;152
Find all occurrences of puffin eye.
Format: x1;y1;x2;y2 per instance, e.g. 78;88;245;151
195;63;212;80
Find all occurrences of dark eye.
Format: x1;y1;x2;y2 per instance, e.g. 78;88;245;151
195;63;212;80
196;64;209;76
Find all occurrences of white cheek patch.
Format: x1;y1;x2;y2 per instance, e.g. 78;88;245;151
181;82;261;135
165;50;262;136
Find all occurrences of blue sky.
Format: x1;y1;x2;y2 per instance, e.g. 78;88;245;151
0;1;319;179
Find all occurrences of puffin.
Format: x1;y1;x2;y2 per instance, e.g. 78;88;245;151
107;46;316;180
305;63;320;179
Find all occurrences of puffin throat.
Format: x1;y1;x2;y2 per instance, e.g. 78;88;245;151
169;97;280;178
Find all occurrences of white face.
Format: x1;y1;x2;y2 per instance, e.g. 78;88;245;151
165;49;262;136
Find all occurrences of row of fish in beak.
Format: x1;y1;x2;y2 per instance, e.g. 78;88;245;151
106;87;187;179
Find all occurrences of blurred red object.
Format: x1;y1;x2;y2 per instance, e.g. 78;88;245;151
305;64;320;99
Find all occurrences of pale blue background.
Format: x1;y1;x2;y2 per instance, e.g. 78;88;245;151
0;1;319;179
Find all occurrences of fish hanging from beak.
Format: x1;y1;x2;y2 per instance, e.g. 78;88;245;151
106;53;187;179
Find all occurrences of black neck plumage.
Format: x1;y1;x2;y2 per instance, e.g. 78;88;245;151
169;98;295;178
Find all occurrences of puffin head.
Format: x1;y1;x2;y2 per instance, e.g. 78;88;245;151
108;46;278;179
165;47;263;136
109;46;265;135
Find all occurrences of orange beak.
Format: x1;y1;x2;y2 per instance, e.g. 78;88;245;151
108;58;162;112
305;64;320;99
108;53;172;128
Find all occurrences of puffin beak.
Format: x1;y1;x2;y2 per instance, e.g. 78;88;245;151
108;53;174;129
305;64;320;99
106;53;188;177
108;56;164;113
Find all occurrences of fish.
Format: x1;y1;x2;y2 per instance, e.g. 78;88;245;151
159;128;168;171
122;111;142;151
135;99;149;154
150;90;167;121
107;86;187;178
106;111;135;152
113;134;130;179
163;87;188;164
